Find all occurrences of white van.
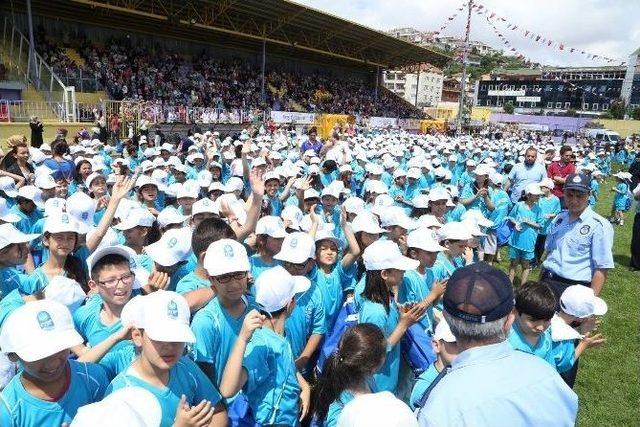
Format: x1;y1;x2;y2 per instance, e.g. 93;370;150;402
586;129;620;143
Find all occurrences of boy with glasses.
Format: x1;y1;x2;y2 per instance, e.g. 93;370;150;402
190;238;255;424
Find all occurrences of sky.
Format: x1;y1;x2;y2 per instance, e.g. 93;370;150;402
291;0;640;67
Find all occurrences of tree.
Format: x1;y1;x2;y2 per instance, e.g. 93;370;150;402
565;108;577;117
632;107;640;121
608;98;626;120
503;101;515;114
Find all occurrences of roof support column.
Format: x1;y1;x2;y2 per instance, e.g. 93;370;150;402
375;65;380;102
261;31;266;106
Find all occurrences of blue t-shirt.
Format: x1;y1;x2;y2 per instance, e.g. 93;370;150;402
358;298;400;393
538;195;561;236
507;201;543;252
316;263;355;331
508;322;573;373
107;356;223;427
284;268;327;360
73;294;132;354
410;362;439;410
0;360;108;427
0;267;40;299
190;296;252;386
398;269;435;333
243;327;301;426
249;255;281;282
175;271;210;295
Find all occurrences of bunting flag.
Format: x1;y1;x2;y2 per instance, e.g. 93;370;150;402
433;1;468;36
471;1;625;65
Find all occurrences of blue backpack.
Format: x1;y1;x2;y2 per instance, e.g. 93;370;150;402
315;297;359;374
496;218;515;247
401;323;437;377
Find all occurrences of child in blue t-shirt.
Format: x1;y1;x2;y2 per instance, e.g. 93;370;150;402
107;291;227;427
220;266;311;426
313;323;387;426
0;300;109;427
507;184;543;285
611;172;631;226
536;180;561;264
410;319;459;410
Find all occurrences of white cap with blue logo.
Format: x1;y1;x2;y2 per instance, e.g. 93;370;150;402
0;299;83;362
203;239;249;277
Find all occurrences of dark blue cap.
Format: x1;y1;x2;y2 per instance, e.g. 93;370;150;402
564;173;591;193
443;262;514;324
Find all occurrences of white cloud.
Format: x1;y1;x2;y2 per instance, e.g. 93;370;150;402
292;0;639;67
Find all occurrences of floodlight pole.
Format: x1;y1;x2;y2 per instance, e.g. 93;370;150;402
414;64;420;107
375;65;379;101
26;0;37;84
456;0;473;134
261;35;266;105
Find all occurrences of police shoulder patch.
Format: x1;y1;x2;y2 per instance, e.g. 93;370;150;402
579;225;590;235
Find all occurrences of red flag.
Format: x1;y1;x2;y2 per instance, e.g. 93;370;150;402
525;31;529;37
559;44;564;50
535;35;541;42
512;25;518;30
570;48;575;53
547;40;552;46
490;12;496;18
477;4;484;9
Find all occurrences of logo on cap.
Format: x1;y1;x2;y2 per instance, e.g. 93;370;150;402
167;237;178;248
224;244;234;258
572;176;581;183
129;258;137;269
290;238;298;248
167;300;178;319
81;212;89;220
37;311;55;331
61;214;69;224
203;200;210;206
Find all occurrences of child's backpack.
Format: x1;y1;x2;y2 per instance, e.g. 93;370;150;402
315;296;358;374
401;323;437;377
496;218;515;247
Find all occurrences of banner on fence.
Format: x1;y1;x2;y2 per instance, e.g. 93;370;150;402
368;116;398;128
398;118;422;130
270;111;316;124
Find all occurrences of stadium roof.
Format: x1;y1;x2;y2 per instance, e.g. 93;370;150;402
16;0;450;70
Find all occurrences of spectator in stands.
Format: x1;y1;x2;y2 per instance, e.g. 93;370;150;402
29;116;44;148
0;135;34;183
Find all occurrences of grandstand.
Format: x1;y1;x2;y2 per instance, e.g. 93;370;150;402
0;0;449;140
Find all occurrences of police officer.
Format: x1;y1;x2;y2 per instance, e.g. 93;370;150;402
541;173;614;301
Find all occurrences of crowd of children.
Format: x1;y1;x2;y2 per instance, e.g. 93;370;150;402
0;125;622;426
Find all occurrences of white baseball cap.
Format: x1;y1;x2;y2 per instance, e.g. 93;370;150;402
0;223;39;250
433;318;456;342
66;192;97;233
255;216;287;238
406;228;445;252
525;183;543;196
0;177;18;198
303;189;320;200
560;286;608;318
274;232;316;264
34;173;57;190
17;185;44;208
437;222;473;241
224;177;244;193
337;391;418;427
0;198;20;223
87;244;147;290
191;198;219;216
379;206;416;230
85;172;105;189
264;171;280;183
70;387;162;427
371;194;395;216
343;197;365;215
363;240;419;271
314;228;341;248
121;290;195;343
461;209;494;228
144;227;192;267
0;299;83;362
176;184;199;200
254;266;310;313
43;276;87;313
416;214;442;229
44;212;81;234
114;208;155;231
134;175;159;190
539;177;555;189
411;194;430;209
208;182;225;193
203;239;250;277
281;205;303;230
351;212;386;234
157;206;188;228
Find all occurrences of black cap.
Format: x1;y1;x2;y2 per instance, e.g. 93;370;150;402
563;173;591;193
443;262;514;324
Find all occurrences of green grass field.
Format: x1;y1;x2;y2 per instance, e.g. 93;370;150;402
495;177;639;425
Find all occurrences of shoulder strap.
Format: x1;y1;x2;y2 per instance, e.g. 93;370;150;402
415;365;451;410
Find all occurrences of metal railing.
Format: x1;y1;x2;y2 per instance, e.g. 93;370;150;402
0;100;65;122
1;17;75;122
54;67;102;93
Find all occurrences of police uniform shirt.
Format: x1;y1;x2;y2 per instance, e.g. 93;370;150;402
543;206;614;282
